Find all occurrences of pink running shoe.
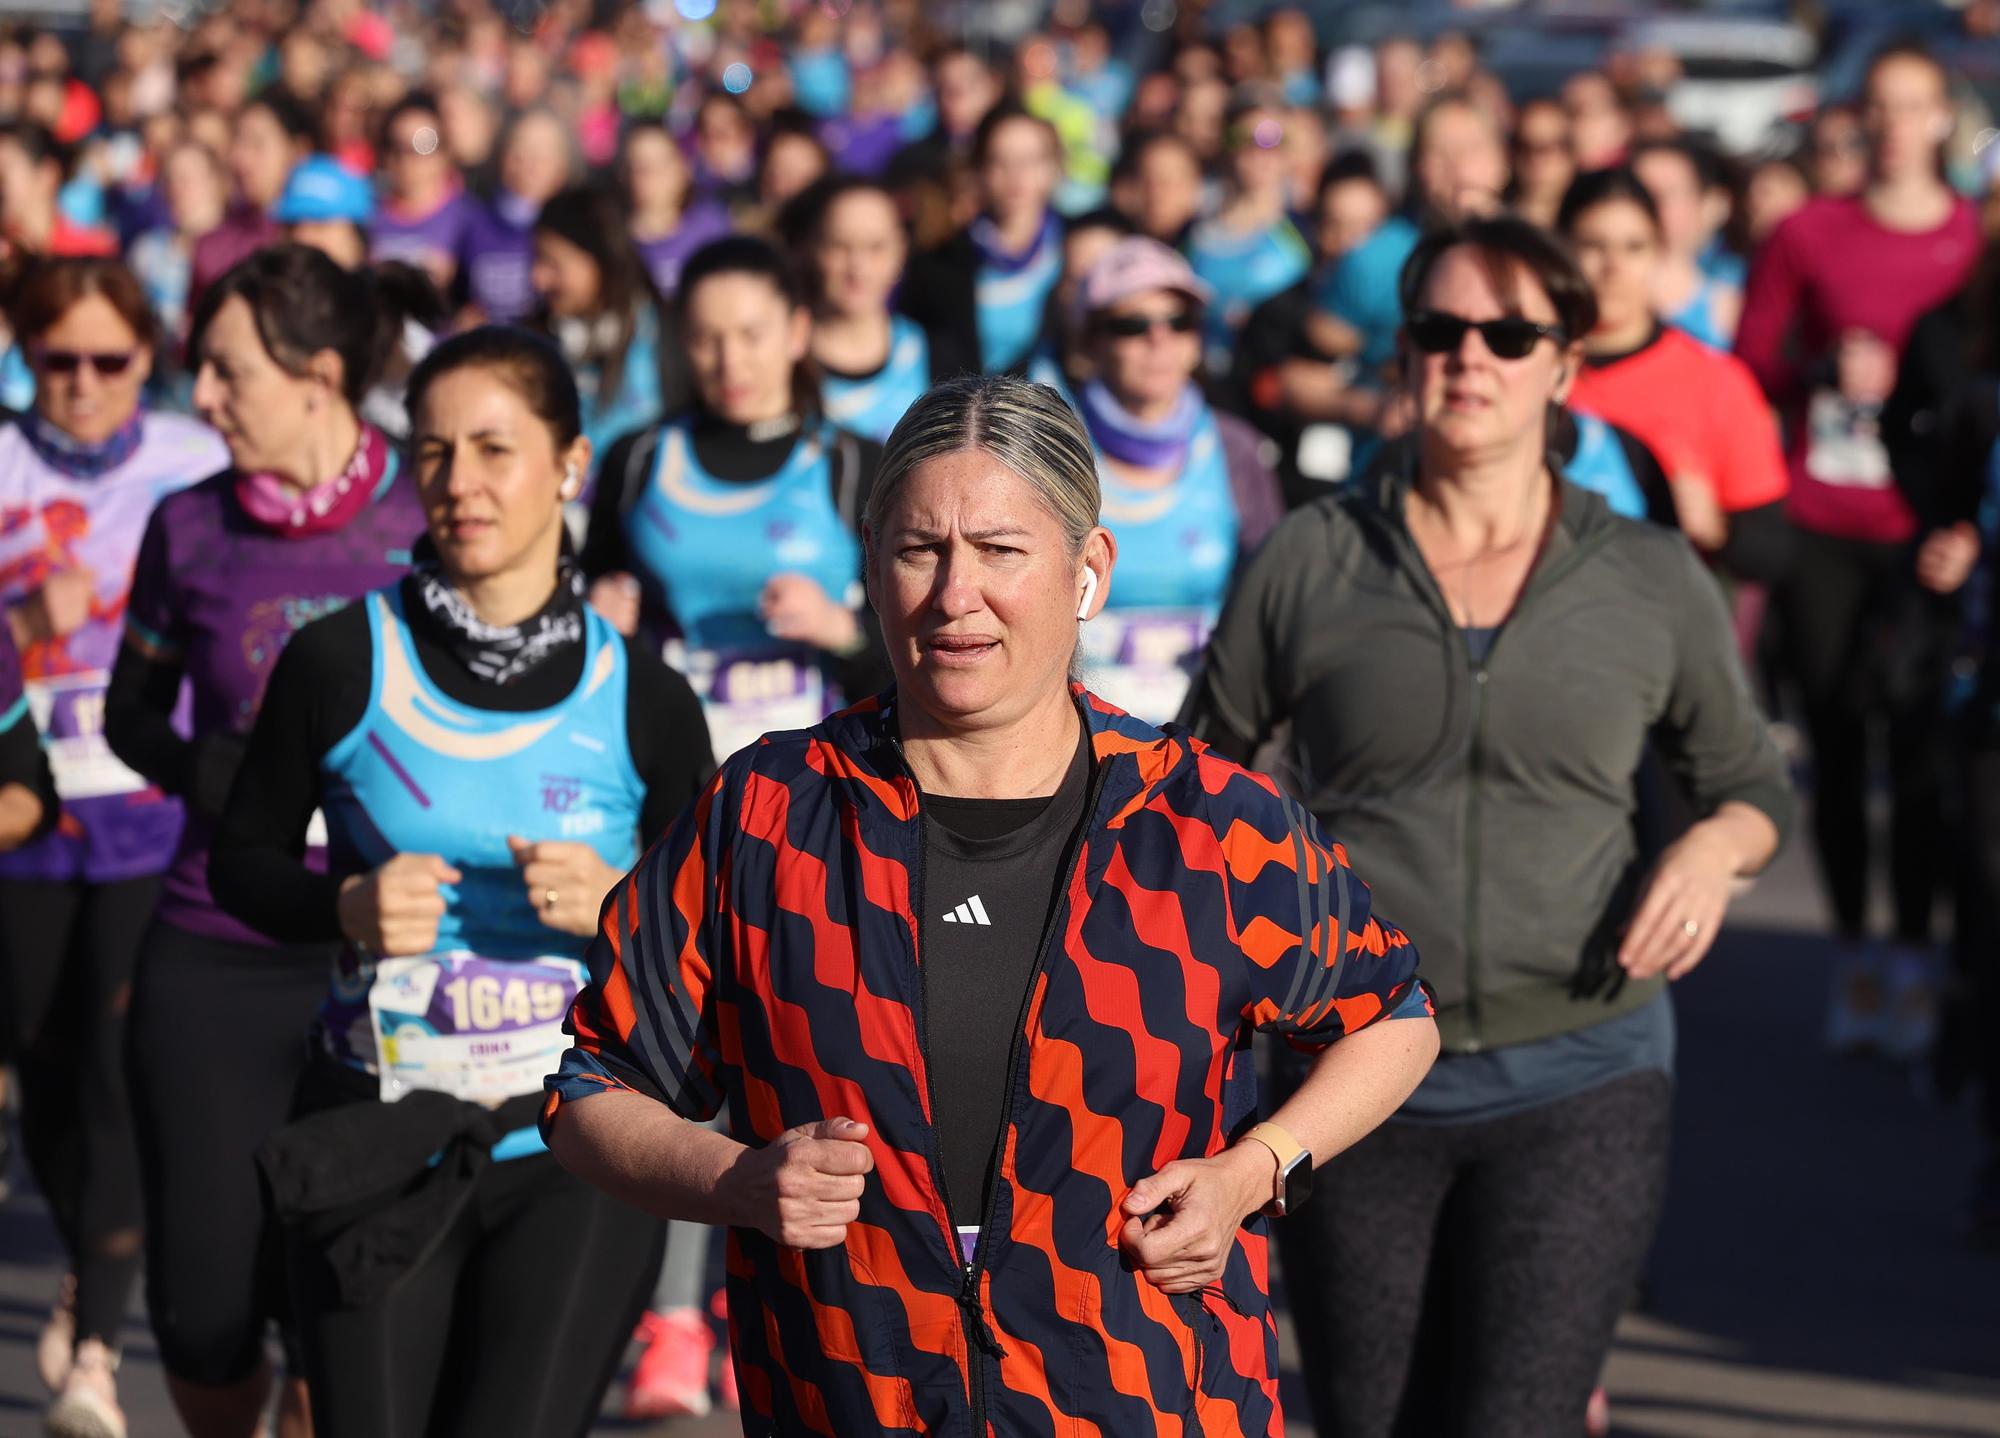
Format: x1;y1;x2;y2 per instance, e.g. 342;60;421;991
712;1289;738;1411
625;1307;715;1420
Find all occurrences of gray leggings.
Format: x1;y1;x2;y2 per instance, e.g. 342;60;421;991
1279;1070;1672;1438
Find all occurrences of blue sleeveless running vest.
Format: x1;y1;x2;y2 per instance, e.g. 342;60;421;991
1096;409;1239;610
1563;411;1648;521
1083;410;1238;724
822;316;930;442
319;587;644;963
622;418;861;651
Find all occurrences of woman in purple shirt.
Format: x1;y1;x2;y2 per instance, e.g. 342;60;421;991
617;122;731;302
0;256;228;1438
104;246;430;1438
456;109;573;325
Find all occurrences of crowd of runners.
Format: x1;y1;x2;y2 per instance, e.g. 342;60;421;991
0;1;1994;1435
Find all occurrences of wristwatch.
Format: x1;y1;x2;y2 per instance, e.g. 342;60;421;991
1241;1121;1312;1217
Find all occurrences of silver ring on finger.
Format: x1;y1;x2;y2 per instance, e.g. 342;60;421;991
1681;918;1700;938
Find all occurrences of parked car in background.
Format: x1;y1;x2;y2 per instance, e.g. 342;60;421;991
1620;14;1818;155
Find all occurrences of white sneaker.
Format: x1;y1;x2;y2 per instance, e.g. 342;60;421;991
43;1338;124;1438
1824;947;1890;1055
35;1275;74;1393
1882;946;1941;1064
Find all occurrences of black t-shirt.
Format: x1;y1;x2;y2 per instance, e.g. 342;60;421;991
919;723;1094;1230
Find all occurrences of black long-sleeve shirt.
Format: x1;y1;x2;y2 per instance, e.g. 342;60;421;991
208;578;714;944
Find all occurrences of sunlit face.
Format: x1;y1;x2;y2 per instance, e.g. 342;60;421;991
384;107;451;199
1134;138;1202;241
1809;109;1866;196
869;449;1113;732
410;365;587;590
1632;149;1704;257
1406;245;1575;465
936;52;999;139
0;138;53;227
230;103;299;208
683;271;810;424
1864;54;1951;180
1416;102;1509;219
1568;197;1661;336
762;132;828;206
501;113;570;204
980;115;1060;223
1512;100;1573;197
191;294;327;475
1318;178;1388;260
162;143;225;233
1089;289;1201;411
815;189;905;317
622;128;686;214
1229;106;1287;194
31;294;151;445
530;229;602;318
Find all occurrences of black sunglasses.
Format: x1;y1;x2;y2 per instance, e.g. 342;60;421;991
36;348;137;376
1097;311;1198;339
1405;310;1565;360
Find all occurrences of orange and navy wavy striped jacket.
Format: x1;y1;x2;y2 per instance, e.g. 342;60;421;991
544;688;1428;1437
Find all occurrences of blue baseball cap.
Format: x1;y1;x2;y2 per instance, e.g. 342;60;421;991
272;156;376;225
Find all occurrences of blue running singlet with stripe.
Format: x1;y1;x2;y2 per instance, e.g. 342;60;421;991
622;418;862;652
976;239;1062;374
821;316;931;442
1082;409;1238;723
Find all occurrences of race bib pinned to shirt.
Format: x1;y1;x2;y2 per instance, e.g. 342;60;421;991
367;950;584;1105
1803;390;1893;491
669;641;833;761
26;672;150;800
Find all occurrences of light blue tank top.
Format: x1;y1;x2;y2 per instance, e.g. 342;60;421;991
1096;410;1239;610
622;419;862;651
1563;411;1648;521
1186;216;1311;364
976;241;1062;373
320;587;644;961
1668;275;1736;351
821;316;930;442
1081;411;1239;725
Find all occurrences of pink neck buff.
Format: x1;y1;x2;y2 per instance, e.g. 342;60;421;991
235;425;391;538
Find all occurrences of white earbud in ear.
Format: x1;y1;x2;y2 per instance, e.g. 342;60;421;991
560;463;580;500
1076;569;1099;620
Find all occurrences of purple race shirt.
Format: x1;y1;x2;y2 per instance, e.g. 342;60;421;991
0;412;227;882
634;200;732;299
371;188;475;283
125;467;425;943
458;196;539;323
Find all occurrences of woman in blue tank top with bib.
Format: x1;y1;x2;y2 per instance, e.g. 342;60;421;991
209;329;712;1438
1070;237;1284;724
585;236;885;762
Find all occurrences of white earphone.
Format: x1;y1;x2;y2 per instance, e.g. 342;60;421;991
1076;569;1099;620
560;463;580;501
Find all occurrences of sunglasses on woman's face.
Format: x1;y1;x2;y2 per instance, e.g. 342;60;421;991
1098;310;1198;340
1405;310;1564;360
36;349;137;376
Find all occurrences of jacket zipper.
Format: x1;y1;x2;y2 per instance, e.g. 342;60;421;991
893;732;1112;1438
1370;500;1614;1053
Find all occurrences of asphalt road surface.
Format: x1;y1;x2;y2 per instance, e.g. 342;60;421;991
2;831;1996;1438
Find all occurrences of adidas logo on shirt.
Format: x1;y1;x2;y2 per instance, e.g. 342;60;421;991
942;895;992;926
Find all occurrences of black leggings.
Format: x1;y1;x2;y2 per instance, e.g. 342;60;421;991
1779;528;1947;943
286;1149;664;1438
127;919;332;1385
0;874;159;1346
1281;1071;1672;1438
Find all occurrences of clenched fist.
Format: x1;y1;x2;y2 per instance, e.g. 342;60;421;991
337;852;461;956
726;1117;875;1249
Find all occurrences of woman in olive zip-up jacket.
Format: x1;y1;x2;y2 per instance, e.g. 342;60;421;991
1181;217;1792;1438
